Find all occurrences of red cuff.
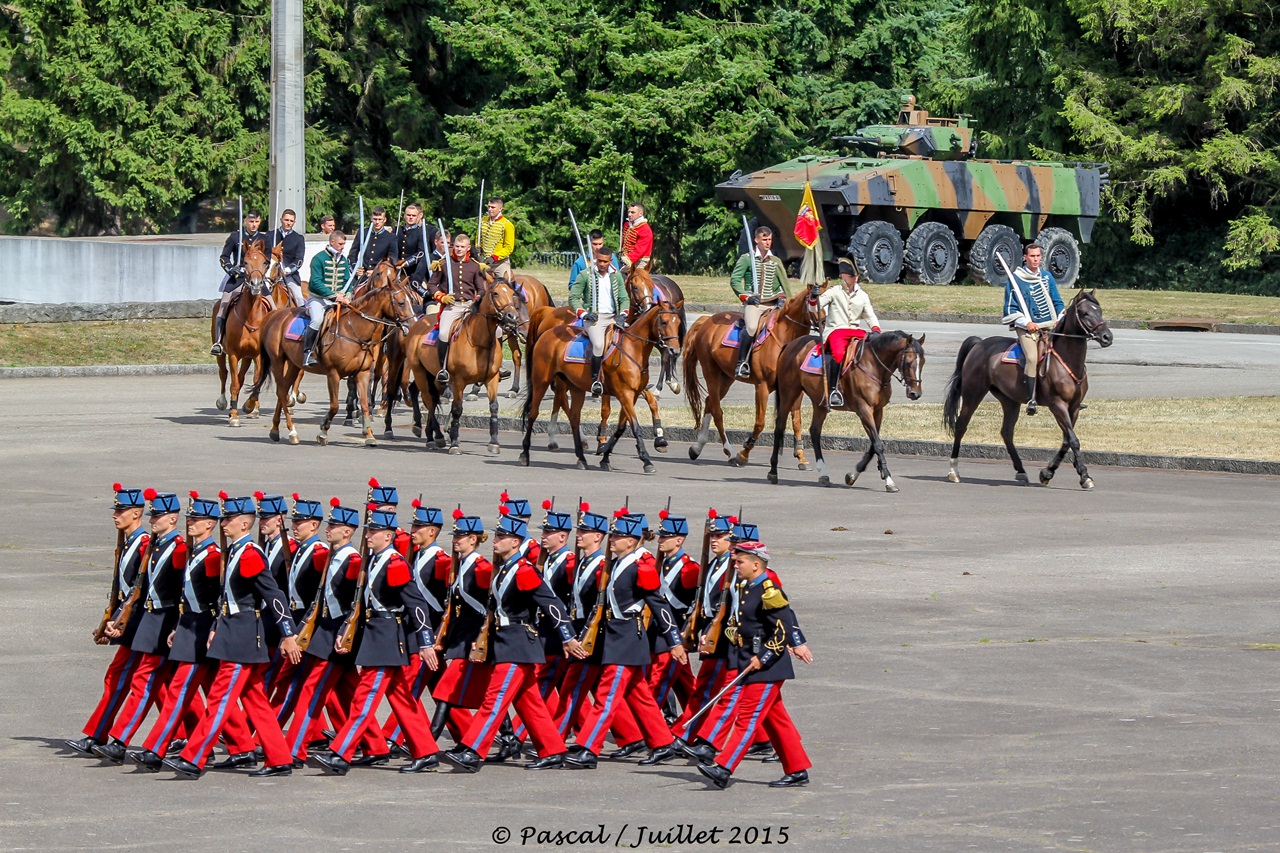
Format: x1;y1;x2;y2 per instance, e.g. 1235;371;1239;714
491;255;500;263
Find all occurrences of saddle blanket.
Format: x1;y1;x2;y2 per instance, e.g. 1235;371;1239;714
284;315;308;341
1001;342;1048;365
800;344;856;376
564;333;618;365
422;321;466;346
719;312;776;350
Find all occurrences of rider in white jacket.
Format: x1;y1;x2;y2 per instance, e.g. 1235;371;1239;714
817;258;881;407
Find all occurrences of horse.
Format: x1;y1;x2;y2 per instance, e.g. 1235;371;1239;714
768;332;925;491
405;272;525;455
520;301;684;474
682;285;823;469
501;274;554;398
252;261;417;447
212;241;290;427
942;289;1114;489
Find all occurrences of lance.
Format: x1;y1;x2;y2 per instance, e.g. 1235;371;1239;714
438;218;454;297
568;207;592;296
996;251;1045;325
345;196;366;291
394;189;405;230
236;195;244;268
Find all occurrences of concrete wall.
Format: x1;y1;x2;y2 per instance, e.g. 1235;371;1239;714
0;236;223;303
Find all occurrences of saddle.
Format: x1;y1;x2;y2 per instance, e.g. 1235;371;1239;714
719;310;777;350
421;317;467;347
284;305;339;345
1001;338;1050;375
563;326;620;364
800;340;859;376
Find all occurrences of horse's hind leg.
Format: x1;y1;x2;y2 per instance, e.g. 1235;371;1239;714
810;404;832;487
947;387;985;484
988;391;1028;483
567;389;589;471
791;403;810;470
318;372;341;446
410;383;423;438
343;376;357;426
244;356;263;417
1042;402;1092;489
729;383;768;468
227;354;243;427
216;355;229;411
596;395;611;456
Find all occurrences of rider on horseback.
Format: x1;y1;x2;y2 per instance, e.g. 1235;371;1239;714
426;232;487;383
347;206;397;288
270;209;307;308
818;259;881;408
1001;244;1064;415
211;210;268;356
303;231;352;366
394;202;435;299
730;226;790;379
620;203;653;272
569;245;630;397
568;230;620;288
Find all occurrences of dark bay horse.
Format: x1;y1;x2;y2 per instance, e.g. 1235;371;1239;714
683;286;822;469
405;273;524;455
520;301;683;474
768;332;925;491
214;241;289;427
253;266;417;446
943;290;1114;489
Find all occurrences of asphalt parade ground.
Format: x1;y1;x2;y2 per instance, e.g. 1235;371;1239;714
1;374;1278;852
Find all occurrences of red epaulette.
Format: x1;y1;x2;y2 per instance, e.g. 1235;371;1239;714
172;537;189;571
343;552;362;580
766;568;783;587
433;552;452;581
203;546;221;578
287;537;300;556
515;558;542;591
385;553;412;587
394;530;412;558
679;555;701;589
635;552;660;591
239;546;266;578
473;556;494;589
311;543;329;573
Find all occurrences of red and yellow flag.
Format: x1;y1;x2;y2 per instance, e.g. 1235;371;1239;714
794;181;821;249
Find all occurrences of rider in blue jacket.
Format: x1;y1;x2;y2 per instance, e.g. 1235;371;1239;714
1001;244;1064;414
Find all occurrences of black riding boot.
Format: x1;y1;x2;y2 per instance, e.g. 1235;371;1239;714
436;341;451;383
210;315;227;356
735;332;755;378
1024;374;1038;415
302;327;319;366
589;353;604;396
826;355;844;408
431;701;453;741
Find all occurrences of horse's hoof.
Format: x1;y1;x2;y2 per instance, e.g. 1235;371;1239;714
847;471;861;486
594;445;604;457
519;453;530;467
1016;472;1030;485
288;433;299;446
688;447;700;461
316;434;328;446
464;393;479;403
654;437;668;450
885;482;899;493
576;459;588;470
215;395;227;411
727;456;745;468
411;425;422;438
435;439;448;450
547;439;559;452
365;437;378;447
448;446;461;456
667;381;681;396
297;392;308;404
487;444;500;455
797;462;812;472
342;418;353;427
1081;476;1095;491
946;471;961;484
383;429;394;439
505;390;518;399
1039;468;1053;485
229;418;240;428
287;393;297;408
643;464;656;475
600;461;611;472
246;409;259;420
767;472;778;485
269;430;280;443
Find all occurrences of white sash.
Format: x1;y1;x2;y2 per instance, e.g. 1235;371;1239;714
493;555;523;626
660;552;687;610
146;534;181;608
701;553;731;618
452;551;486;614
287;538;320;606
606;549;645;620
222;538;258;615
573;552;604;618
412;544;445;612
184;542;215;611
364;548;401;613
118;531;146;590
324;544;359;615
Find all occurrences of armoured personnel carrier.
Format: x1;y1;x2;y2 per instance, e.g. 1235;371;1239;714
714;97;1107;287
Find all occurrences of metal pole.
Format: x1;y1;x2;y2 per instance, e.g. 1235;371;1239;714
236;195;243;267
345;196;365;291
269;0;306;231
742;216;758;295
394;190;405;230
568;207;594;304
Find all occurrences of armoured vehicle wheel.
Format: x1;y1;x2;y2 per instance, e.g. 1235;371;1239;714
969;224;1022;285
850;221;904;284
905;222;960;285
1034;227;1081;288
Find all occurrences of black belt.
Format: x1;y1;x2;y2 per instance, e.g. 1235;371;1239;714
366;611;402;620
145;600;178;612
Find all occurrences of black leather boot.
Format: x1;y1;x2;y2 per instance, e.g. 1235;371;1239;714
210;315;227;356
735;331;755;378
1025;374;1038;415
430;701;452;741
826;355;844;408
302;327;319;366
589;354;604;396
436;341;451;382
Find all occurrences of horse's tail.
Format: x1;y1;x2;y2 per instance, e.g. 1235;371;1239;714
683;322;705;425
943;335;981;436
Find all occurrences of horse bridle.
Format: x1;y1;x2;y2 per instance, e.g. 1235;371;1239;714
476;278;523;338
860;336;921;388
615;303;681;372
1051;296;1108;342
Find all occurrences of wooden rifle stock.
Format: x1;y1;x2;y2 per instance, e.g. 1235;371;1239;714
698;600;726;655
336;497;373;655
93;526;127;642
433;544;461;652
578;547;613;655
681;511;715;650
294;562;327;652
468;546;497;663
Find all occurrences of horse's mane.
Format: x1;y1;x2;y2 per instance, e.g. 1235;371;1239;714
872;330;910;345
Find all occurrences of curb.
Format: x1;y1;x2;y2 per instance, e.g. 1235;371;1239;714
455;415;1280;477
0;364;217;378
0;301;215;324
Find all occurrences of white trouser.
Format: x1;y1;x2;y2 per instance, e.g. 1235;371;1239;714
490;259;512;279
282;274;305;307
743;302;768;336
306;297;332;330
585;313;616;357
438;301;472;341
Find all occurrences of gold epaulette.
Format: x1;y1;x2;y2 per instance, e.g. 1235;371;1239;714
761;579;788;610
429;259;443;272
476;262;491;272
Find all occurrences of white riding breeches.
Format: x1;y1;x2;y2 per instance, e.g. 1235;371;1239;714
437;302;471;342
306;297;331;330
743;303;767;336
585;313;616;357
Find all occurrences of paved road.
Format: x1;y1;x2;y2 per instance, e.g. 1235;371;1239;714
0;374;1278;851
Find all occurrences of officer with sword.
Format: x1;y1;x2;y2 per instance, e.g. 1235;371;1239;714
998;244;1064;415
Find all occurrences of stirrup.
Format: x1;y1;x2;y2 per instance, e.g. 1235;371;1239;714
436;368;450;383
829;389;844;408
591;379;604;397
1026;399;1038;415
209;342;223;356
304;350;317;367
735;360;751;378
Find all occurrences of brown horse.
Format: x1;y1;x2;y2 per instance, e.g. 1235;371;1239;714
502;274;554;398
213;241;289;427
520;301;683;474
405;273;525;455
253;260;417;446
768;332;925;491
943;290;1114;489
683;285;822;469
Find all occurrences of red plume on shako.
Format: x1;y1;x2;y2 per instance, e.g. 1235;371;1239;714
218;490;230;501
368;477;380;489
542;499;553;511
452;508;465;520
254;490;265;501
330;497;341;507
412;498;422;509
112;482;123;492
143;488;158;501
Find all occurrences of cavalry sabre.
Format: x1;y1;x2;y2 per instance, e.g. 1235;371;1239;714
619;181;627;251
438;218;453;296
742;216;759;296
682;666;755;732
476;179;486;246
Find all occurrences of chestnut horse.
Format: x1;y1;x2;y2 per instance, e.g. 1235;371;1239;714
405;273;525;455
683;285;822;469
253;261;417;446
768;332;925;491
943;289;1113;489
213;241;289;427
520;301;683;474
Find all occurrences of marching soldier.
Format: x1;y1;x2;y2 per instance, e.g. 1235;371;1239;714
127;492;229;770
428;508;493;743
312;509;442;775
729;226;791;378
534;500;575;698
440;510;585;772
651;510;699;713
66;484;151;756
552;504;608;739
394;203;436;295
697;539;813;789
212;210;270;355
271;209;308;307
164;493;301;779
426;232;487;383
1002;242;1064;415
257;492;297;692
478;197;515;280
347;206;398;284
369;478;412;557
268;494;329;723
91;489;186;763
569;245;630;397
303;230;352;367
565;510;688;769
620;203;654;272
501;493;541;564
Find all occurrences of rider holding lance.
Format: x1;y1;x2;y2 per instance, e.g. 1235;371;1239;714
818;258;881;408
569;245;630;397
394;203;435;296
478;197;516;280
427;233;488;383
212;209;269;356
1002;243;1064;415
730;226;791;379
620;203;654;272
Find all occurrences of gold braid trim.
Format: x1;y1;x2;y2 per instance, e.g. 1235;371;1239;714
764;617;787;654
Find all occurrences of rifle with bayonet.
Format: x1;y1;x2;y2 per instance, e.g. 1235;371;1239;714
335;482;375;655
433;505;463;653
92;525;127;643
680;506;717;650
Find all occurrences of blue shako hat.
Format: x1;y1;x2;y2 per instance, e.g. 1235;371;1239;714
451;507;485;536
730;521;759;543
540;499;572;532
290;493;323;521
411;499;444;527
657;509;689;537
219;491;255;516
609;509;648;538
144;489;181;515
254;491;288;517
112;483;145;510
495;507;528;539
499;491;531;519
187;491;221;519
327;497;360;528
709;510;734;535
368;509;399;531
577;501;608;534
368;477;398;506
